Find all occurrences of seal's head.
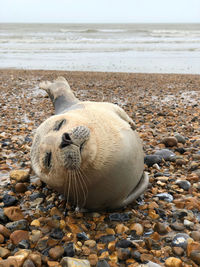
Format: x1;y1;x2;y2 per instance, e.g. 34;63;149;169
31;114;93;207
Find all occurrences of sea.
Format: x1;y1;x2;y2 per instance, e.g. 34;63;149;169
0;23;200;73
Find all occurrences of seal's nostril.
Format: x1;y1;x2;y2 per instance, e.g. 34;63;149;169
60;133;73;148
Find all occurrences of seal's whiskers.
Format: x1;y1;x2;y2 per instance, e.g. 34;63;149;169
76;169;87;207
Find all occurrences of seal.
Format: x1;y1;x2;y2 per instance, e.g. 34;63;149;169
31;77;149;210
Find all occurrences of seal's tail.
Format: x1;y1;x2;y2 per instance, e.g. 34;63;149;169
39;76;79;115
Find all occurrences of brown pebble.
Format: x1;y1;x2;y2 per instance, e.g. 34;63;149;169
28;253;42;267
153;222;169;235
172;246;184;256
165;257;183;267
4;206;24;221
129;223;144;235
161;137;178;147
22;259;36;267
0;247;11;258
187;241;200;256
47;261;60;267
0;224;11;238
10;230;29;245
48;246;64;260
84;239;96;248
191;231;200;241
88;254;98;266
176;159;187;166
115;223;129;234
15;183;27;193
10;170;30;182
190;251;200;265
0;258;18;266
0;234;4;244
117;248;131;260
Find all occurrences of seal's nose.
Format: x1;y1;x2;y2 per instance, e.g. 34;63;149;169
60;133;73;148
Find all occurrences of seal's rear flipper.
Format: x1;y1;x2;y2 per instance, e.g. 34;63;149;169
121;172;149;207
39;77;79;115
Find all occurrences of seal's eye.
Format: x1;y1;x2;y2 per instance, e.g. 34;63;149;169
43;151;52;168
53;119;66;131
60;133;73;148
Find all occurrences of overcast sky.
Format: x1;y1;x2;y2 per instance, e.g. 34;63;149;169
0;0;200;23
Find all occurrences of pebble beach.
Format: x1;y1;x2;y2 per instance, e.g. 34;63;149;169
0;69;200;267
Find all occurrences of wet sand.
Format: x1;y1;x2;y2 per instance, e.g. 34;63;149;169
0;69;200;266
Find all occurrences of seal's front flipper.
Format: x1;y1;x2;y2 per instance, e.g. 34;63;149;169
39;77;79;115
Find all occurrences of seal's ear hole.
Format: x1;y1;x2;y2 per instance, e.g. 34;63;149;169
43;151;52;169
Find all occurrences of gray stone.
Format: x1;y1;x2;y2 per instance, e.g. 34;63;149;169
154;149;176;162
175;180;191;190
60;257;90;267
155;193;173;202
171;233;190;249
6;219;28;231
174;133;186;144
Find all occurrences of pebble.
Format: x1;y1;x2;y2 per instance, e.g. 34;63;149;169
98;235;115;243
84;240;96;248
10;170;30;182
172;246;184;256
64;242;75;257
165;257;182;267
28;253;42;266
161;137;178;147
190;231;200;241
0;247;10;258
2;194;17;207
153;222;169;234
50;228;64;239
15;183;27;193
36;237;48;251
155;149;176;161
10;230;29;245
49;246;64;260
155;193;173;202
171;233;190;249
176;158;186;166
0;208;8;223
22;259;36;267
129;223;144;235
30;230;42;243
0;224;11;238
6;219;28;231
19;239;30;249
184;219;194;229
88;254;98;266
4;206;24;221
60;257;90;266
116;239;135;248
77;232;89;241
117;248;131;260
174;133;186;144
109;212;130;222
0;233;4;243
190;251;200;265
144;155;162;167
170;222;184;231
96;259;110;267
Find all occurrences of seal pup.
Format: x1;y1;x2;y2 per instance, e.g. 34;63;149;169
31;77;149;210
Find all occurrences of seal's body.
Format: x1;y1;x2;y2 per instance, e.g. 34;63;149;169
31;77;148;210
